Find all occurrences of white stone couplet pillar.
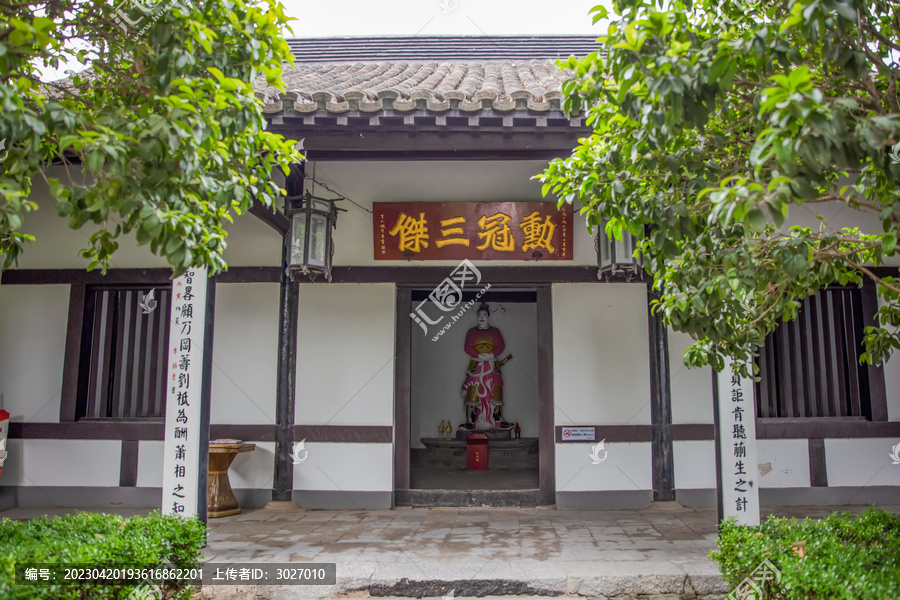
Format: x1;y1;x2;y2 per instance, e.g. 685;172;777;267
716;357;761;526
161;267;210;519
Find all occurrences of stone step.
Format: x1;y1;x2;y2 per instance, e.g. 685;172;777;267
195;570;727;600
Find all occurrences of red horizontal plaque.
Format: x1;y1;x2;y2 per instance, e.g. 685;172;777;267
373;202;572;261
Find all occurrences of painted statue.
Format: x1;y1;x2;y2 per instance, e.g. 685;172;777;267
459;304;513;430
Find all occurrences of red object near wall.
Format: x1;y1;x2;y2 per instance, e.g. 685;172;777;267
466;434;489;470
0;409;9;477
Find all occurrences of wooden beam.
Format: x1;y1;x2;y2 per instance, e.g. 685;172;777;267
265;126;588;159
553;425;651;443
8;422;398;442
248;202;290;236
324;266;622;284
0;266;637;286
755;417;900;438
0;267;280;285
294;425;392;443
302;148;578;161
10;419;900;442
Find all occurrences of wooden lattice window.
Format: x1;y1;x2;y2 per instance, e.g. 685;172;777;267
77;286;171;419
754;288;872;419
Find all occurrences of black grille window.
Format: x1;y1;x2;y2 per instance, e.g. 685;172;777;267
78;286;171;419
755;288;871;419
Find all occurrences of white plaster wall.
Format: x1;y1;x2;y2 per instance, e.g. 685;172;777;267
292;442;392;491
14;166;281;270
228;442;275;490
311;160;596;268
668;330;714;424
296;284;394;426
782;198;899;264
411;301;538;447
0;440;120;487
674;441;717;489
555;442;651;492
825;438;900;486
210;283;279;424
0;284;69;422
136;441;165;488
219;215;283;268
757;439;810;488
876;293;900;421
12;159;601;271
675;438;900;489
883;352;900;421
16;168;166;270
552;283;651;425
675;440;815;490
0;440;26;485
137;440;275;490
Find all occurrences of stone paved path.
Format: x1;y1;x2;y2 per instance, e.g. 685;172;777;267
4;503;896;599
198;503;724;599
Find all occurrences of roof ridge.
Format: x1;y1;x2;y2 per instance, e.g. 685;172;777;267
286;36;599;64
285;34;599;40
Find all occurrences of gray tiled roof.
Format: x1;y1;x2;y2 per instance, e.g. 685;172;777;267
276;60;567;113
260;36;597;115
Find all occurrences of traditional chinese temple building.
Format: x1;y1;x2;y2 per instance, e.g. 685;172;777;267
1;36;898;512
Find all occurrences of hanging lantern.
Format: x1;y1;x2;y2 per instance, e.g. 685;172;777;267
596;218;642;280
288;193;339;282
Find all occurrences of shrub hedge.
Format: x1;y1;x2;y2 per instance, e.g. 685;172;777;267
710;507;900;599
0;510;205;599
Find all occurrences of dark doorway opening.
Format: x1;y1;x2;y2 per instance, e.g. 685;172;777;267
394;285;555;507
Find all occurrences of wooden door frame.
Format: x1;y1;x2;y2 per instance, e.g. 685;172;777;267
393;283;555;505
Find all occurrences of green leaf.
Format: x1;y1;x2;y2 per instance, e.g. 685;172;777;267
747;207;767;232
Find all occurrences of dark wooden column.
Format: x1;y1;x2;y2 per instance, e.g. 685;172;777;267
393;287;412;494
197;275;216;524
273;163;303;502
647;282;675;501
711;368;725;524
536;287;556;504
60;284;87;422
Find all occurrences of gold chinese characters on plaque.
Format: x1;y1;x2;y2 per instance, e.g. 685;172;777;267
373;202;572;260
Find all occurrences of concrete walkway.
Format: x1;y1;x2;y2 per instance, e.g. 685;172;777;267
2;503;895;599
